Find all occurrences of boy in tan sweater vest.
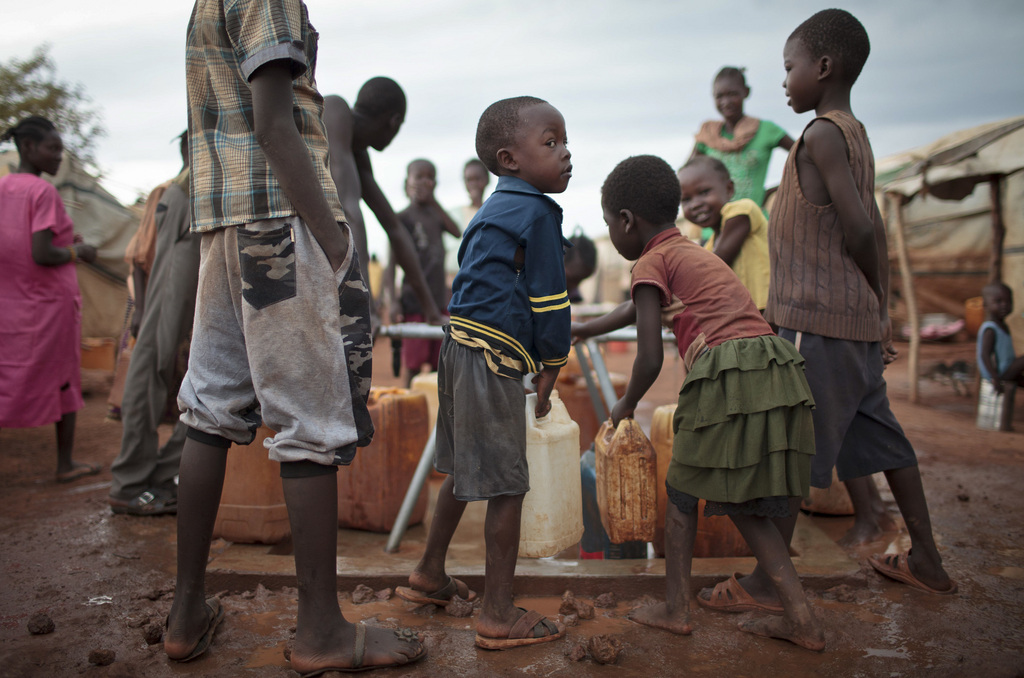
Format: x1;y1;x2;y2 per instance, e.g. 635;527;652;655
698;11;956;629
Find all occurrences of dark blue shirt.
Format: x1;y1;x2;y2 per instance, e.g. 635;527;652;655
449;176;572;375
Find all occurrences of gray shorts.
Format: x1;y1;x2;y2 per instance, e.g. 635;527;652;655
778;328;918;488
434;331;529;501
178;217;373;465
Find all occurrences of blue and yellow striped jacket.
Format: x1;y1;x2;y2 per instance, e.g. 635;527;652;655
448;176;572;379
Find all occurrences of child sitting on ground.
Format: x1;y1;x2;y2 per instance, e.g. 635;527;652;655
677;155;769;312
572;155;824;651
397;96;572;651
977;282;1023;431
386;158;461;386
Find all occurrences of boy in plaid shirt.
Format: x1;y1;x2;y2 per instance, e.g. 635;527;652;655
166;1;425;672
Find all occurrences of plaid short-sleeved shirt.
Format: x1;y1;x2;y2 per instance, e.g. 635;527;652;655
185;0;345;232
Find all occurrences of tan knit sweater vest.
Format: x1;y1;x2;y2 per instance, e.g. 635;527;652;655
766;110;883;342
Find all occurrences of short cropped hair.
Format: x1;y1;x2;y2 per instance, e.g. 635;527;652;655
789;9;870;85
464;158;487;174
602;155;681;225
354;77;407;119
1;116;57;154
475;96;547;176
983;282;1012;302
714;66;747;88
680;155;732;184
565;229;597;271
406;158;435;175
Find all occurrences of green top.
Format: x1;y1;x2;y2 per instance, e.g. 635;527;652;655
695;119;788;208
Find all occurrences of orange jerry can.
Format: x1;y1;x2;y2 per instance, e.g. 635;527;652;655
650;405;750;558
213;425;291;544
801;468;854;515
595;418;657;543
337;388;430;532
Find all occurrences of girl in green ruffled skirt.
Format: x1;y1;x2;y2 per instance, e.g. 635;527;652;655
572;155;824;651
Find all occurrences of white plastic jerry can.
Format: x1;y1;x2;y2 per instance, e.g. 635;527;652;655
519;391;583;558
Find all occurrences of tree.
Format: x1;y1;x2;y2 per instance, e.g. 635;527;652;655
0;44;104;166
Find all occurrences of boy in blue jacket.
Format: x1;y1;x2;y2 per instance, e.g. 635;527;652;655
396;96;573;650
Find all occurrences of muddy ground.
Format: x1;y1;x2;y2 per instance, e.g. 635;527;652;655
1;339;1023;677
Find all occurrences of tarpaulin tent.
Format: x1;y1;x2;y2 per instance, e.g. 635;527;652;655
1;149;140;340
875;115;1024;401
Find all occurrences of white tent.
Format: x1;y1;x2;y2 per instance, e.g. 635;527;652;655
876;116;1024;400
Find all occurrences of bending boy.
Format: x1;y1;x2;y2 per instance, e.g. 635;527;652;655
167;1;425;671
396;96;573;650
323;80;444;328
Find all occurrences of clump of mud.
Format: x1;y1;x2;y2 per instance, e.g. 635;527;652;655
587;634;624;664
559;590;594;619
445;596;475;618
27;613;55;635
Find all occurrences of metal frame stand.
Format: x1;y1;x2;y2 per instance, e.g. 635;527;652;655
380;323;667;552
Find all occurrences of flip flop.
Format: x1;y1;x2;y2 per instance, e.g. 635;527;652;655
395;576;477;606
109;490;177;516
168;598;225;662
696;573;784;614
474;608;566;650
869;551;958;595
297;624;426;675
56;461;101;483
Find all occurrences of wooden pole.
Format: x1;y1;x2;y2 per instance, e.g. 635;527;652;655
989;175;1005;283
887;192;920;403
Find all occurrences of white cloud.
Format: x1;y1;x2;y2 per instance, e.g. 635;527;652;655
2;0;1022;255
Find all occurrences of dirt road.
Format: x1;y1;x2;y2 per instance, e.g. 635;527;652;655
1;339;1022;677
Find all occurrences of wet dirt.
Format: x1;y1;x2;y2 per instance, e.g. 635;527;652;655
1;339;1023;677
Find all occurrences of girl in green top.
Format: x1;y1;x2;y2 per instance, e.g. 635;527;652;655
691;67;794;209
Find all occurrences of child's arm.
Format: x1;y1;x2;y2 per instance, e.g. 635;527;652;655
383;246;399;322
980;327;1005;394
430;196;462;239
1001;354;1024;388
802;121;889;337
523;220;572;418
611;285;664;425
711;214;751;267
571;300;636;343
355;150;444;325
250;61;349;271
778;134;795;151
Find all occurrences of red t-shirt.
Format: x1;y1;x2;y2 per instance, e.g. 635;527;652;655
631;228;771;357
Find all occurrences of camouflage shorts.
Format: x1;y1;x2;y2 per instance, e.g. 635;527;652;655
179;217;374;465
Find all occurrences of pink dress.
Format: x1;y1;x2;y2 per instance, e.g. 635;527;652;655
0;173;84;428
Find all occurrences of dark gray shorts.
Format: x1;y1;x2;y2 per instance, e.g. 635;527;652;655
434;331;529;501
778;329;918;488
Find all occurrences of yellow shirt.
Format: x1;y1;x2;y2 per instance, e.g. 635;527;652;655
704;198;770;310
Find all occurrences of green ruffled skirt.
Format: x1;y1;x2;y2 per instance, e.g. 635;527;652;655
668;335;816;505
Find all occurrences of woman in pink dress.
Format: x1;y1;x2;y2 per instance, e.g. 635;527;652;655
0;116;100;482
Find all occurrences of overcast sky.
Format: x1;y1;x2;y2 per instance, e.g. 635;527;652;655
3;0;1023;257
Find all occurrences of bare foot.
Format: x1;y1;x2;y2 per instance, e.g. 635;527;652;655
739;616;825;651
627;602;692;635
838;511;898;547
838;521;884;547
290;623;425;674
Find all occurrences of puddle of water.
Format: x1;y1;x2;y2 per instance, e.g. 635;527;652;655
864;647;910;660
989;566;1024;580
245;641;289;669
